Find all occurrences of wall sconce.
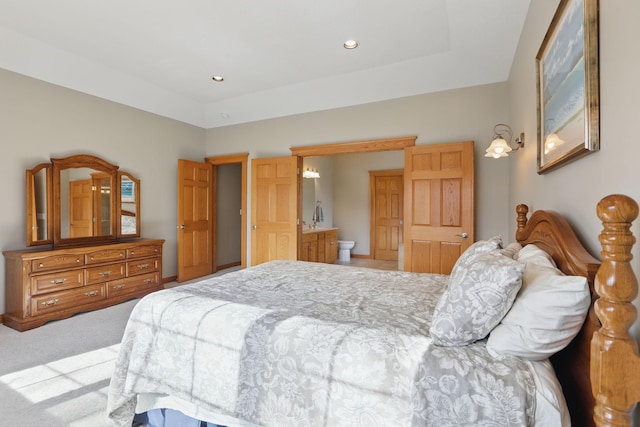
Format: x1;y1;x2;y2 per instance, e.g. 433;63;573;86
484;124;525;158
302;168;320;179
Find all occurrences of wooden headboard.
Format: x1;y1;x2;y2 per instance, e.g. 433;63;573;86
516;194;640;427
515;203;601;427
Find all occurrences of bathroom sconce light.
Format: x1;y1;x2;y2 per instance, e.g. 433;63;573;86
303;168;320;179
484;124;525;159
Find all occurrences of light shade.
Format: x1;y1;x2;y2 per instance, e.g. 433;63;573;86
484;137;512;158
303;168;320;179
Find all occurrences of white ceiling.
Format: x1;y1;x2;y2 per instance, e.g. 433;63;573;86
0;0;530;128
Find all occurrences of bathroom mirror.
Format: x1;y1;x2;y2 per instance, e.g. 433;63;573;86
25;154;143;247
302;177;316;225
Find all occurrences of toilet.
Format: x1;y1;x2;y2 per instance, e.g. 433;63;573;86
337;240;355;262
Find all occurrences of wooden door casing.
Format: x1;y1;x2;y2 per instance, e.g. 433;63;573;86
370;170;403;261
403;141;474;274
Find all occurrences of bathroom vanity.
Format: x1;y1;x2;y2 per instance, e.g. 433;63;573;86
300;228;338;264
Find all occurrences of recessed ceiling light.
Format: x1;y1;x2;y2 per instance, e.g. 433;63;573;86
212;75;224;82
343;40;358;49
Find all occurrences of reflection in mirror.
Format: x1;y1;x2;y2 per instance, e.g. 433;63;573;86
26;163;52;246
59;168;112;238
302;177;315;225
118;172;140;237
52;154;118;247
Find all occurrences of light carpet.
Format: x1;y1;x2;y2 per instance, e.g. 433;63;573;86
0;267;239;426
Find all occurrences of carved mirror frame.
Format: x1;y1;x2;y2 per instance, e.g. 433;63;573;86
26;154;142;247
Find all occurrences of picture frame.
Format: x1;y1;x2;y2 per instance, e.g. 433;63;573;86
536;0;599;174
121;176;136;203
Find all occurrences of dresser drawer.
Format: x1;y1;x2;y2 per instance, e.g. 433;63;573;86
30;284;106;317
31;254;84;273
107;272;160;298
31;270;84;295
127;245;161;259
126;257;160;276
85;248;126;265
86;262;126;285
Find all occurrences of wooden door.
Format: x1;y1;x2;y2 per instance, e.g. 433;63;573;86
370;170;403;261
251;156;300;265
69;179;93;237
403;141;474;274
177;159;213;282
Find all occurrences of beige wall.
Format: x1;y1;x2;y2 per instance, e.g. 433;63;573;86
0;68;206;313
507;0;640;340
207;83;513;265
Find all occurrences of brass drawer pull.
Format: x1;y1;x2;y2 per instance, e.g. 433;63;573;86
50;278;67;285
138;263;149;269
113;284;126;290
100;271;112;277
143;278;154;284
41;298;59;307
38;263;44;268
85;290;99;297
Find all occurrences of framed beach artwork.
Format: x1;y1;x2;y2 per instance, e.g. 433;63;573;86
536;0;599;174
121;176;136;203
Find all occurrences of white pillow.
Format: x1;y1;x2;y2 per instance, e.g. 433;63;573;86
517;243;557;268
486;261;590;360
499;242;522;259
430;250;524;346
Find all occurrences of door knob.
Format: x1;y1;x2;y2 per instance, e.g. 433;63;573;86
456;232;469;239
177;224;187;229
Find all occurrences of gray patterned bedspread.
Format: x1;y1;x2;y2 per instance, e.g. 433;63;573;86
107;260;535;426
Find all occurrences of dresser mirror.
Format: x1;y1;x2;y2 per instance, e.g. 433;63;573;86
26;163;53;245
25;154;141;247
118;171;140;238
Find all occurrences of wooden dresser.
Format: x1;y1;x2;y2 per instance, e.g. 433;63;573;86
3;239;164;331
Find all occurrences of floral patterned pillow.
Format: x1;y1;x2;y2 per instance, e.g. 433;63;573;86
430;251;525;346
451;236;504;273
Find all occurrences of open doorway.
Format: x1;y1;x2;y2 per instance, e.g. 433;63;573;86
216;163;242;270
206;153;248;271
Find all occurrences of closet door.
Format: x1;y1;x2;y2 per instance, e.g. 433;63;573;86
177;159;213;282
251;156;301;265
403;141;474;274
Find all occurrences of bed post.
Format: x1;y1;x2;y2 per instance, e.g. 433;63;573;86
591;194;640;427
515;204;529;240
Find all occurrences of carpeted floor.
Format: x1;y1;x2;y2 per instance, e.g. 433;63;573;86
0;267;240;426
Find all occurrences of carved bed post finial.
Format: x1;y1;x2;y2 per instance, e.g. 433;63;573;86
592;194;640;427
515;204;529;241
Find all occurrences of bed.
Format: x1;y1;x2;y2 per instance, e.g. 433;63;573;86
107;195;640;427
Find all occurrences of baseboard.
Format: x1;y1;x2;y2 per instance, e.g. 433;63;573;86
162;275;177;285
351;254;371;259
217;261;241;271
